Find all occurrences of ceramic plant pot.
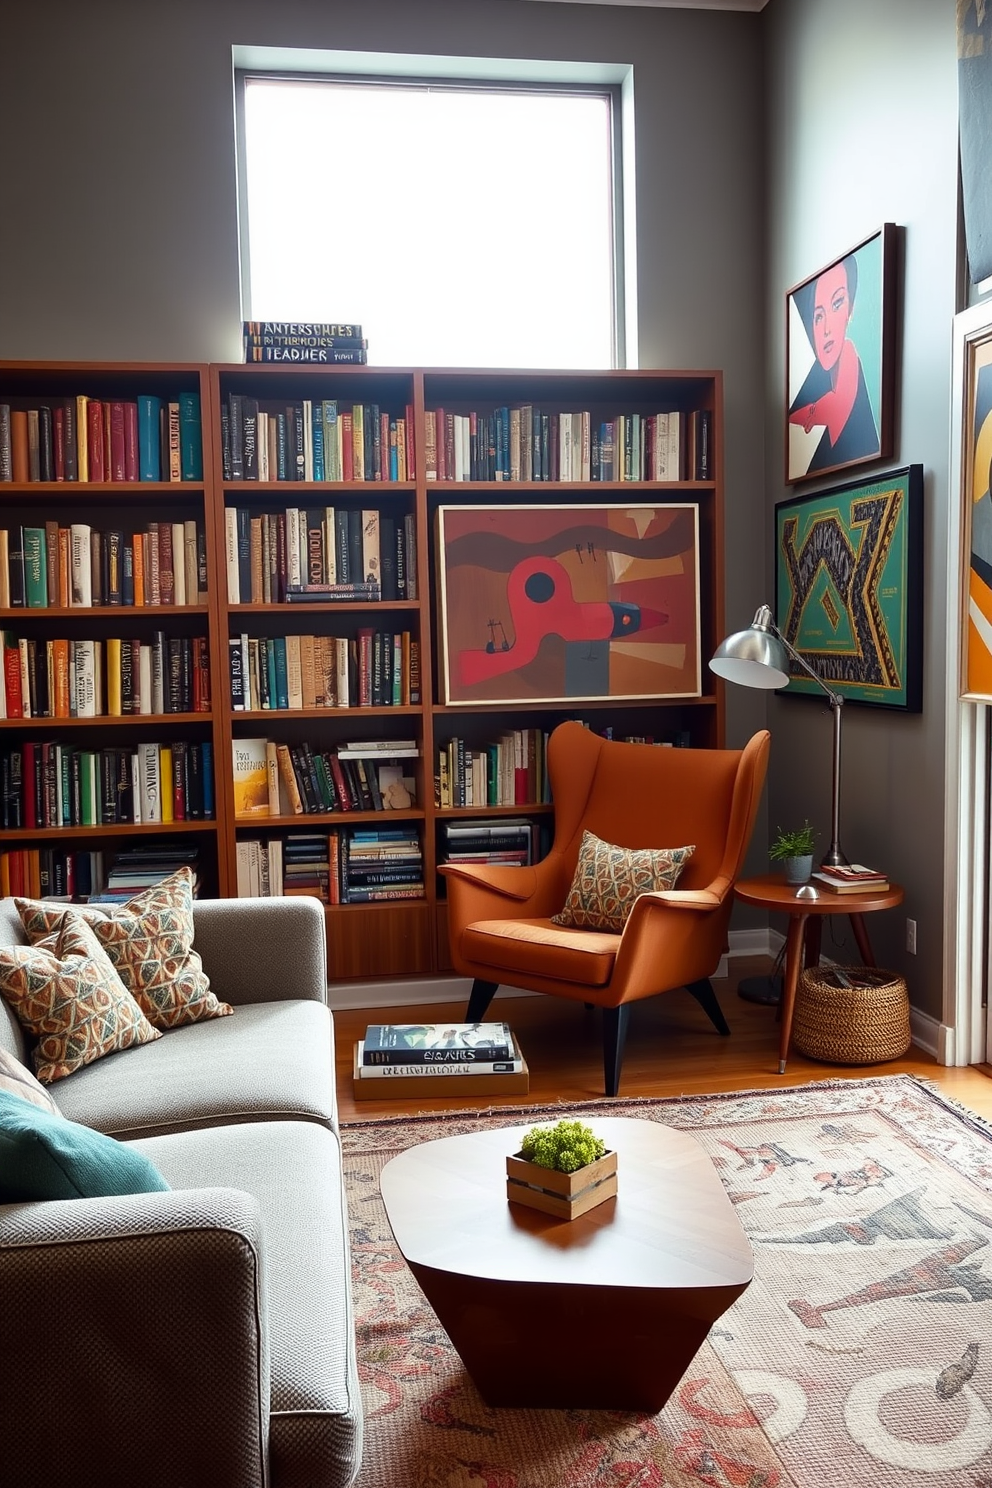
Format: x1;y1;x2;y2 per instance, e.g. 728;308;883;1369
783;854;814;885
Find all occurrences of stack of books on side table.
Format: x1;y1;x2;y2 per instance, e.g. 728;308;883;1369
352;1021;529;1100
810;864;890;894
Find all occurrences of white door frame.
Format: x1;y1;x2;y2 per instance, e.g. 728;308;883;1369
944;302;992;1067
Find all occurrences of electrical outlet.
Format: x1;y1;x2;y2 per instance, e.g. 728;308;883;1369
906;918;917;955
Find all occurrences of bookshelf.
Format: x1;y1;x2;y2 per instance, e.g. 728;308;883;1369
1;361;724;981
210;364;724;982
0;362;224;902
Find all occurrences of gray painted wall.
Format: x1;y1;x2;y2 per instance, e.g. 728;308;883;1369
764;0;960;1016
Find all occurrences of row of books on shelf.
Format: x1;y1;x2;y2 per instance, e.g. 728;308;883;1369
241;321;368;365
1;520;207;610
0;842;202;902
233;737;418;819
0;740;214;829
1;632;210;720
439;818;542;868
424;407;711;483
436;730;550;809
225;504;416;605
222;394;413;484
229;629;419;712
235;826;423;904
0;394;202;484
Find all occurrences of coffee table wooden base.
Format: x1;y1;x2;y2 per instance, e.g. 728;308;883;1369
406;1259;742;1410
380;1118;753;1412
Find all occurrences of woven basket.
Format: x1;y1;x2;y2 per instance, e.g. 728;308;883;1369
793;966;911;1065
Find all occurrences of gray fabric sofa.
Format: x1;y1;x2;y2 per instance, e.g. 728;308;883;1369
0;894;363;1488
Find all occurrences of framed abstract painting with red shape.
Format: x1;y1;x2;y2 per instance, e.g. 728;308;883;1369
436;503;701;706
786;224;897;486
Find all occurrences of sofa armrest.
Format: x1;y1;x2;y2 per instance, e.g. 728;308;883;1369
0;1186;270;1488
192;896;327;1005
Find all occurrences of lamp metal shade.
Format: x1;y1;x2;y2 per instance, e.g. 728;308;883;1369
709;624;790;690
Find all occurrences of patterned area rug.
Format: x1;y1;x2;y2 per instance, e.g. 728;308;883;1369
341;1075;992;1487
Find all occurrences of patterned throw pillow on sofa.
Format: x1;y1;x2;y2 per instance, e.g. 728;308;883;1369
0;913;161;1083
551;830;695;933
16;866;232;1031
0;1048;60;1113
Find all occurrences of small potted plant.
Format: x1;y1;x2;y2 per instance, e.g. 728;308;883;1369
769;821;817;885
506;1118;617;1220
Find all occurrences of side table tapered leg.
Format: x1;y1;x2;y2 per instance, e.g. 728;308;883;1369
778;913;808;1074
849;913;876;966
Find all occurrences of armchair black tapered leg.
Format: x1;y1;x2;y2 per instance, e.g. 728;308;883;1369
686;978;731;1036
466;979;500;1021
602;1004;630;1097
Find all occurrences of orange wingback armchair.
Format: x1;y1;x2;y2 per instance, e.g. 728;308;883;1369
440;723;770;1096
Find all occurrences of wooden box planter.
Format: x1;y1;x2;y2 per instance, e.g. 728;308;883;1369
505;1149;618;1221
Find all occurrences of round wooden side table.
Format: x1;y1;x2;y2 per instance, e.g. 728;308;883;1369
733;872;904;1074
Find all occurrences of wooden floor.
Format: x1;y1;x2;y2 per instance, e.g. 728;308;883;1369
334;955;992;1123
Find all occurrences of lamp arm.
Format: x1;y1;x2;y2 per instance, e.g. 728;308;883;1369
765;615;845;711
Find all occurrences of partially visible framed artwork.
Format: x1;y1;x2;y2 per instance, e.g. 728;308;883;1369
436;503;701;706
786;224;897;485
774;465;923;711
955;302;992;701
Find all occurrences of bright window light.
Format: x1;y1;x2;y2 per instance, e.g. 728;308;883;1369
240;76;618;368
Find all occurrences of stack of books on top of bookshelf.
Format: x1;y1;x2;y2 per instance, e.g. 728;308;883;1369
810;864;890;894
241;322;368;366
352;1021;529;1100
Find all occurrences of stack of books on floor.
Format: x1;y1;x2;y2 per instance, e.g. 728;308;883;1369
811;863;890;894
352;1021;529;1099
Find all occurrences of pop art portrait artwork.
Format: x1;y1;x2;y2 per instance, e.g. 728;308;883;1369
786;226;897;485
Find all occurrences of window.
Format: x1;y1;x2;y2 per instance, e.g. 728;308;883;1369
238;72;621;369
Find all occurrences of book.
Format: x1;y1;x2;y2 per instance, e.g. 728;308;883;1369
351;1044;528;1100
362;1021;513;1064
811;870;890;895
354;1037;523;1076
232;737;270;817
816;862;888;883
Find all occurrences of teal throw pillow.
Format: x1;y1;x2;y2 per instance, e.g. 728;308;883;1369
0;1090;170;1202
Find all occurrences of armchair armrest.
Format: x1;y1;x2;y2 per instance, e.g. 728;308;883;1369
192;895;327;1005
0;1186;270;1488
439;861;539;903
608;876;735;1000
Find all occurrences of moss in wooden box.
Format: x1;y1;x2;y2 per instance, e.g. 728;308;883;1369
506;1119;617;1220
